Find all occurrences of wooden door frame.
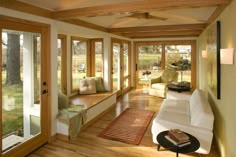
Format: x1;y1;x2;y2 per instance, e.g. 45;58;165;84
0;15;51;157
133;40;196;89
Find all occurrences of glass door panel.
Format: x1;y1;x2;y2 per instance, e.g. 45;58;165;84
165;45;192;83
137;45;162;88
112;43;121;93
1;29;42;152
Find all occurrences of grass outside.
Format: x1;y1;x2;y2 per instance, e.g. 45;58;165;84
2;83;23;137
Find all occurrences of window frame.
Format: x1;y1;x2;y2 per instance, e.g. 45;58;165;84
70;36;90;93
57;34;67;94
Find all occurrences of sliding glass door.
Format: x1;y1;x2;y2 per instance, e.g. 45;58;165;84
0;17;50;157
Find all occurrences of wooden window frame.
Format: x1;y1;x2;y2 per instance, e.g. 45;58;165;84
70;36;90;93
90;38;104;77
58;34;67;95
134;40;196;89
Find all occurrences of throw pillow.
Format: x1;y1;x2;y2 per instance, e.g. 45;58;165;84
94;77;106;92
79;78;96;94
58;91;70;110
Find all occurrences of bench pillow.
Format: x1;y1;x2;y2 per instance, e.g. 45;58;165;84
189;89;214;130
58;91;70;110
79;78;96;94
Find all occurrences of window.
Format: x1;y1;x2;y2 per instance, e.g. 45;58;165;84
91;39;103;77
135;41;196;89
165;45;192;83
57;34;67;94
71;37;89;92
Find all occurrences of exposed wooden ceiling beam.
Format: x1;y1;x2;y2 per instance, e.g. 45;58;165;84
109;24;206;33
0;0;52;18
207;0;232;24
60;19;108;32
120;30;202;38
52;0;230;19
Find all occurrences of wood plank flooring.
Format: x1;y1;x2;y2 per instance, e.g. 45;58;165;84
28;89;220;157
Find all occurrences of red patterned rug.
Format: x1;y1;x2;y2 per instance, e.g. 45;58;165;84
98;108;155;145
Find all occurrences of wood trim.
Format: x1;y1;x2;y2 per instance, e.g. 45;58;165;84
60;19;108;32
52;0;229;19
0;1;52;18
207;2;232;25
0;26;2;156
109;24;206;33
120;30;201;38
191;41;197;90
58;34;67;95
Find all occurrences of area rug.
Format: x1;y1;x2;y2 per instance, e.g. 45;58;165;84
98;108;155;145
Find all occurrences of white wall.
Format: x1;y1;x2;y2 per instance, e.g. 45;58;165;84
0;7;131;136
197;1;236;156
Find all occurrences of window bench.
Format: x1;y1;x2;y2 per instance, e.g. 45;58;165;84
56;92;117;139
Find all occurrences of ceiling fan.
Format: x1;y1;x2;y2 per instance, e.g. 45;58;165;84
118;12;167;21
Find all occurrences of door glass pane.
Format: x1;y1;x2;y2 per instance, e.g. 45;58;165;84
57;39;62;90
112;43;120;92
165;45;191;83
72;39;87;91
138;45;162;86
123;43;129;77
2;30;41;152
95;41;103;77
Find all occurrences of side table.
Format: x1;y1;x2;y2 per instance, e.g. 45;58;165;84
167;82;191;93
156;131;200;157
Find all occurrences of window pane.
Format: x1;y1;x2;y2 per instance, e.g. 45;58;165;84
57;39;62;90
138;45;162;85
71;39;87;91
95;41;103;77
112;43;120;91
165;45;191;83
123;43;129;77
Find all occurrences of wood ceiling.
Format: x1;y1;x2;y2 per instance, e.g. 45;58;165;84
0;0;232;38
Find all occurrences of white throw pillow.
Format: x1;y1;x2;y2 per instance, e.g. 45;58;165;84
79;78;96;94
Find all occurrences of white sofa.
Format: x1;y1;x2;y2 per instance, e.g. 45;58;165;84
151;89;214;154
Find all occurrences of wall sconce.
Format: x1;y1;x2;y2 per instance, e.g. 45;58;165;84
220;48;234;64
202;50;207;58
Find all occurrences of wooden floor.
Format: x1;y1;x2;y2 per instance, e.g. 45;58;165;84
28;89;220;157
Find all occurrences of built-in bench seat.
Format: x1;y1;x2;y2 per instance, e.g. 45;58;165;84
56;92;117;139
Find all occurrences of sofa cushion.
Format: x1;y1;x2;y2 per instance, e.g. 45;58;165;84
190;89;214;130
79;78;96;94
160;99;190;115
151;83;166;90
